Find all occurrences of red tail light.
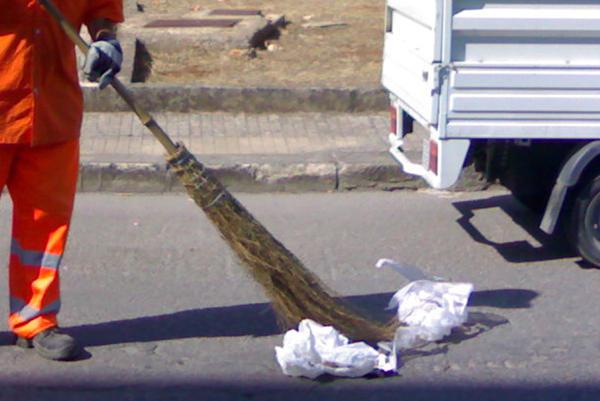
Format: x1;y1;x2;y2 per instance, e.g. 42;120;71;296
429;140;438;174
389;105;398;135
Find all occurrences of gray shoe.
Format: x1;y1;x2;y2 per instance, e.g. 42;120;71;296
16;327;80;361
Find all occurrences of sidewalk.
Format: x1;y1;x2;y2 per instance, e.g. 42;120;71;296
79;111;431;193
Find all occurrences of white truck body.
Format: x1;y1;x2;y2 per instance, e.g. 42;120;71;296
383;0;600;189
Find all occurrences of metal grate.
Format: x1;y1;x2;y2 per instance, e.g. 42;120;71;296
144;19;241;28
209;9;262;16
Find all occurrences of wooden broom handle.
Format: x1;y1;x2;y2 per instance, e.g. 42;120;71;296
38;0;179;155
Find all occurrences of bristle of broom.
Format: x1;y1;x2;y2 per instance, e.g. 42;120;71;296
167;144;398;343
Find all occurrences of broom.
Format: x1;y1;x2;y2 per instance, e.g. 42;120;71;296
40;0;397;343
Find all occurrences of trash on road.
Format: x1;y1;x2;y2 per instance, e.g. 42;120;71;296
377;259;473;348
275;259;474;379
275;319;395;379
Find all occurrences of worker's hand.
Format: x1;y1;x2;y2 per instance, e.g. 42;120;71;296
82;39;123;89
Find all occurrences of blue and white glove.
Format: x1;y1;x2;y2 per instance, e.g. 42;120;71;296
83;39;123;89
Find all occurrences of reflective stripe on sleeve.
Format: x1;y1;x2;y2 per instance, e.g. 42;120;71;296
10;239;62;270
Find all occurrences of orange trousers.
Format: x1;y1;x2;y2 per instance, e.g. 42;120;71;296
0;140;79;338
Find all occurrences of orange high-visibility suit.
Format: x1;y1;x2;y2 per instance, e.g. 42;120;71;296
0;0;124;338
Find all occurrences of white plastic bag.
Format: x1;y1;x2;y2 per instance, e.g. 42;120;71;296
275;319;393;379
377;259;473;349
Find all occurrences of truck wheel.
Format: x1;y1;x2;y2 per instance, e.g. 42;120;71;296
567;175;600;267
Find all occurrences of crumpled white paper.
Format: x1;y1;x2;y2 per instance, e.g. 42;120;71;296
275;319;393;379
275;259;474;379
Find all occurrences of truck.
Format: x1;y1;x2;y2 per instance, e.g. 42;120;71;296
382;0;600;267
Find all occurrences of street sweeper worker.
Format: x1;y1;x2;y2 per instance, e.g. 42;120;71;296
0;0;123;361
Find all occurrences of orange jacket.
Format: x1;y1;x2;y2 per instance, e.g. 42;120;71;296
0;0;124;146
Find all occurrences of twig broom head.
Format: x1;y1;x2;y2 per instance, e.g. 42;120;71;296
167;144;397;343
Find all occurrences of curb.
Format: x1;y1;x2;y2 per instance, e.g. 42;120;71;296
77;161;488;194
78;162;424;193
83;84;389;113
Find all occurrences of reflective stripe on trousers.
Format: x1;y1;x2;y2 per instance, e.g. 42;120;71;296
0;139;79;339
11;239;62;270
10;297;61;322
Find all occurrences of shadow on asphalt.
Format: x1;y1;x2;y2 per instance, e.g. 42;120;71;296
0;289;528;348
469;289;538;309
1;381;599;401
453;195;576;264
0;331;13;347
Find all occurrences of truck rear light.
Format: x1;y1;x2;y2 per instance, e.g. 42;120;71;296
389;105;398;136
429;140;438;174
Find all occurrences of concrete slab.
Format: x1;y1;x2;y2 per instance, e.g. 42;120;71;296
113;7;284;83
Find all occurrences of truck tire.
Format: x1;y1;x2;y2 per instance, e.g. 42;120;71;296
567;175;600;267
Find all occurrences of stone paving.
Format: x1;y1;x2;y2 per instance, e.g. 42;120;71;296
81;112;390;160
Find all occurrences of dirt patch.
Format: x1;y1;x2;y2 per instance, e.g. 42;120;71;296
136;0;385;87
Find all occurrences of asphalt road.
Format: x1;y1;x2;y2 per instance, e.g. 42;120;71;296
0;191;598;401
